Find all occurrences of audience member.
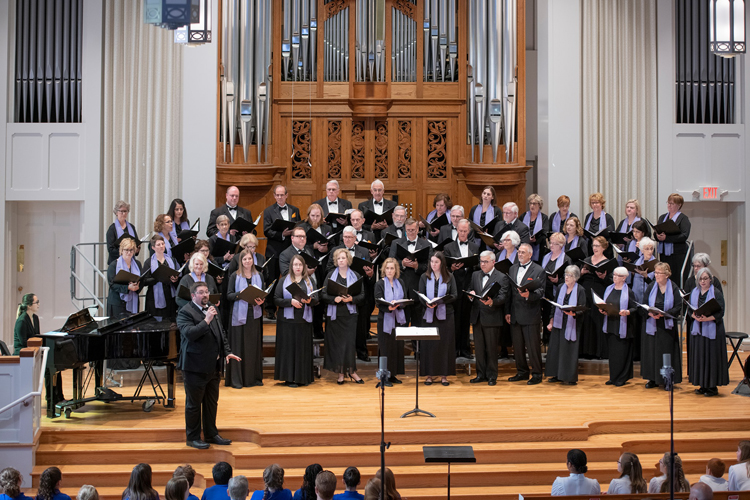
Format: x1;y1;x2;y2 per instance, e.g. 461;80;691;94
36;468;71;500
251;465;292;500
314;472;336;500
607;452;647;494
294;465;322;500
658;453;690;493
333;468;363;500
173;466;198;500
361;479;380;500
0;468;28;500
122;464;159;500
551;449;600;495
690;482;715;500
201;463;233;500
75;487;98;500
164;478;189;500
373;469;400;500
227;476;249;500
700;458;728;491
728;440;750;491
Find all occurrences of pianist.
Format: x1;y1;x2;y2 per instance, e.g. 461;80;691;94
177;282;241;449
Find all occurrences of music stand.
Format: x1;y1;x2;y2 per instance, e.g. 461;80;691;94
423;445;476;500
396;327;439;418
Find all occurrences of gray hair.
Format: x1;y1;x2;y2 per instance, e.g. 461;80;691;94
457;219;471;230
113;200;130;216
188;252;208;273
326;179;340;189
370;179;385;190
613;266;629;278
77;486;99;500
695;267;713;282
692;252;711;268
393;205;406;214
501;230;521;248
451;205;465;217
480;250;495;260
342;226;356;237
519;242;533;254
227;475;249;500
502;202;519;215
564;265;581;281
639;237;655;252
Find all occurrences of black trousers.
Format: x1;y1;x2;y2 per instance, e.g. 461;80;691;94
511;322;543;377
183;368;220;441
473;323;500;380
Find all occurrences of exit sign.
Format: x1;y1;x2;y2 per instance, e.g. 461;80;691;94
702;186;719;199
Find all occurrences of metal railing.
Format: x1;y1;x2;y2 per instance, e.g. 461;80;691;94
70;242;109;313
0;347;49;416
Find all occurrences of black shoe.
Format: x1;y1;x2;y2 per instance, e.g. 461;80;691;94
488;379;497;386
470;377;488;384
614;381;626;387
694;387;706;395
337;379;345;385
508;374;528;382
645;380;657;389
562;381;577;386
254;380;264;387
287;382;299;388
547;377;561;383
527;376;542;385
382;380;393;387
267;311;276;320
389;376;403;384
424;379;433;386
350;376;365;384
206;435;232;445
704;387;719;397
357;353;371;362
186;440;210;449
441;379;450;386
605;380;614;385
459;351;474;359
499;349;510;360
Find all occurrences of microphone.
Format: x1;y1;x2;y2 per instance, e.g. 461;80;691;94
660;353;672;377
375;356;390;382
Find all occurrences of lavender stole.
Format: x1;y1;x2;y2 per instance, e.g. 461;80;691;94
169;226;179;244
602;283;629;339
383;278;406;334
232;273;263;326
116;257;140;314
658;212;681;255
690;285;717;339
565;236;579;253
150;254;176;309
522;211;545;260
551;211;567;233
553;283;579;341
497;248;518;262
158;232;173;257
114;220;135;239
327;268;357;320
423;274;447;323
620;216;641;233
472;205;494;226
627;239;639;253
646;279;674;335
542;251;565;294
630;255;655;301
584;211;608;231
282;274;313;323
178;221;190;231
426;209;437;222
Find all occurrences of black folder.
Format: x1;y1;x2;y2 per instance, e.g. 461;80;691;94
584;227;610;240
269;218;298;233
609;231;634;246
151;263;181;283
350;256;375;276
545;264;568;281
237;281;275;303
178;218;202;239
582;258;618;274
564;246;586;263
469;215;501;235
230;215;262;234
211;237;238;257
464;281;501;301
542;297;589;313
286;281;323;301
326;277;363;297
376;298;414;309
622;259;658;274
511;277;543;293
364;207;394;226
651;219;682;235
685;297;722;317
206;261;226;280
171;237;196;264
325;212;350;226
494;259;513;275
446;254;480;269
592;292;623;317
395;243;431;263
113;267;150;285
420;213;449;233
357;239;381;251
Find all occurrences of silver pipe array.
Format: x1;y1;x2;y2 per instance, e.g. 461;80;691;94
282;0;317;81
423;0;456;82
324;4;349;81
355;0;385;82
467;0;517;163
14;0;83;123
391;7;416;82
221;0;273;163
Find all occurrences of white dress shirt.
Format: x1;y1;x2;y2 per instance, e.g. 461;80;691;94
551;474;601;496
700;474;728;492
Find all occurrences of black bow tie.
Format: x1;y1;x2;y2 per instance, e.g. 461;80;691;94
459;241;468;246
279;205;287;211
485;273;492;279
201;306;209;312
328;200;337;205
227;205;237;210
357;231;362;235
374;200;383;206
519;262;530;269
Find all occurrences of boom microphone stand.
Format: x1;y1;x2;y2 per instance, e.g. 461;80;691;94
376;356;391;500
661;353;675;500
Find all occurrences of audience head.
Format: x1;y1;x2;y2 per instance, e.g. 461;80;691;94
689;482;714;500
617;452;647;494
362;478;381;500
227;475;249;500
38;467;63;500
300;464;323;500
374;468;399;500
212;462;233;486
660;453;690;493
0;468;22;499
706;458;726;478
314;471;336;500
173;465;195;488
567;449;588;474
77;486;99;500
738;440;750;467
342;467;361;490
263;465;285;492
122;463;158;500
164;477;189;500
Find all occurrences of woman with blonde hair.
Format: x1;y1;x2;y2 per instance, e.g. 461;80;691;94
520;193;549;262
615;199;642;244
607;452;647;494
175;252;219;310
107;238;142;317
375;257;407;385
106;200;140;264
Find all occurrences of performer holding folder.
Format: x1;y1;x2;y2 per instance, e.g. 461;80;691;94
374;258;412;385
107;238;144;317
596;267;637;387
144;235;180;320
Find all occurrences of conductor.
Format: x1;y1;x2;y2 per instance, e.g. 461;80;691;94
177;282;241;449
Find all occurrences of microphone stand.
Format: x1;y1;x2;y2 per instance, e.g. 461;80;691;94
376;356;391;500
660;353;675;500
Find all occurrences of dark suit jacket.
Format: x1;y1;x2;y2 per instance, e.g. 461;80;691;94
315;197;353;217
388;237;433;298
354;228;376;244
443;239;480;292
437;224;477;244
493;219;531;245
358;198;398;238
207;205;254;238
263;203;302;258
13;313;40;355
176;300;232;374
469;269;510;326
505;261;546;325
381;224;405;244
326;244;371;274
279;245;317;277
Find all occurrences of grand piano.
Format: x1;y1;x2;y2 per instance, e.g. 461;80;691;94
39;309;179;418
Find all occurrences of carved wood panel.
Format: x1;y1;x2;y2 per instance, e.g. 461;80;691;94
398;120;412;178
351;120;365;179
426;120;447;179
374;120;388;179
328;120;342;179
291;120;312;179
394;0;416;19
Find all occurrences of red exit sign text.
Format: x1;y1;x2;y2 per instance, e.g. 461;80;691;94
702;187;719;199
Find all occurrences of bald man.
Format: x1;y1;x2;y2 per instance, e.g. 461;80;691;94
207;186;254;238
689;482;713;500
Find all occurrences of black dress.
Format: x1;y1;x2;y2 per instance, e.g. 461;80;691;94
541;253;572;343
300;221;333;339
105;222;140;264
602;287;637;385
579;257;612;359
641;281;683;385
418;274;458;376
143;255;178;320
106;259;141;317
683;275;723;379
688;289;729;389
321;269;366;375
546;285;586;383
374;277;407;376
274;276;319;385
225;274;265;387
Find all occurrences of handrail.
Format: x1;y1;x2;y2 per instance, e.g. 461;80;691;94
0;346;49;416
678;239;694;290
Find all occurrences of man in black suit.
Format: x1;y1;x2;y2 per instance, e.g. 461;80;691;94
278;226;317;277
504;243;546;385
380;205;407;245
469;251;510;385
315;180;353;232
349;210;378;261
328;226;375;361
493;202;531;249
357;179;397;240
438;205;464;244
443;219;479;359
263;185;301;276
389;218;432;324
177;282;241;449
207;186;254;238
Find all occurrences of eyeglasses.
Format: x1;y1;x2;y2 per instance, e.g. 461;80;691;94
117;209;129;214
654;271;667;275
292;234;305;238
32;300;40;305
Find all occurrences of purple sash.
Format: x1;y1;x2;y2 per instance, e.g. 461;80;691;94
553;283;579;341
690;285;717;339
231;273;263;326
627;239;639;253
116;256;140;314
542;251;565;271
630;254;655;302
423;275;447;323
114;220;135;239
327;268;357;320
603;284;629;339
158;232;173;257
150;254;176;309
646;279;674;334
522;211;545;259
565;235;579;253
658;212;681;255
282;274;313;323
619;216;641;233
584;211;608;231
383;278;406;334
169;226;179;244
497;248;517;262
551;211;567;233
178;220;190;231
472;204;494;226
190;272;205;284
426;209;437;222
